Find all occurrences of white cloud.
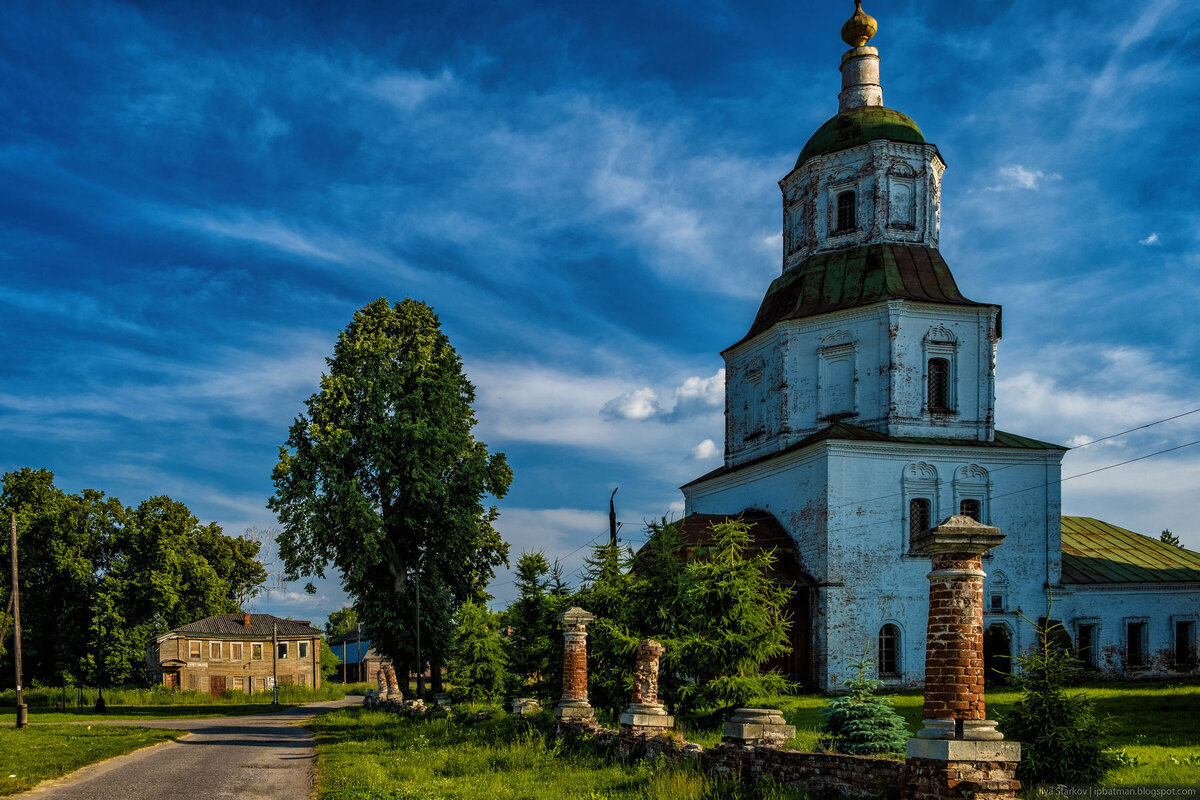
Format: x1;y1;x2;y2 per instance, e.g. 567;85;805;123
363;68;457;110
1139;232;1160;246
691;438;719;459
667;500;685;516
601;387;663;421
986;164;1062;192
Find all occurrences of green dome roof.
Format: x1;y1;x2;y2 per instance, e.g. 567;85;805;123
795;106;925;169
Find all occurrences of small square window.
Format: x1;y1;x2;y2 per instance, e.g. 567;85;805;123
210;641;221;660
278;642;289;660
252;643;263;660
232;677;244;692
989;594;1004;612
960;499;981;522
189;641;201;659
298;641;309;659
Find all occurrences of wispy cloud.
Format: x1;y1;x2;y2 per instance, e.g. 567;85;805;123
985;164;1062;192
1139;232;1160;246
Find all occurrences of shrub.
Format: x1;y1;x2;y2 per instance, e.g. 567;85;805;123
997;619;1117;784
818;653;909;756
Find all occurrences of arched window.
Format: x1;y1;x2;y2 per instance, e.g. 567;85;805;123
836;190;856;233
878;624;900;677
909;497;931;543
927;357;950;412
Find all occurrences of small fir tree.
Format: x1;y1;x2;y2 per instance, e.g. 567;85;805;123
997;619;1116;785
448;601;507;704
819;653;910;756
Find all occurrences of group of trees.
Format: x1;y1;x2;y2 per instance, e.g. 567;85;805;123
447;518;794;718
1;468;267;686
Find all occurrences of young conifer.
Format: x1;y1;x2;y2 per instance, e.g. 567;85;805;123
818;653;909;756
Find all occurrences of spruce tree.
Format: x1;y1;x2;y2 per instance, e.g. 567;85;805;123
505;551;553;691
448;600;507;704
819;653;910;756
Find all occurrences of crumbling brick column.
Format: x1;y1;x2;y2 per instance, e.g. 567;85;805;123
385;664;402;700
554;607;595;720
904;515;1020;800
376;668;388;697
619;639;673;732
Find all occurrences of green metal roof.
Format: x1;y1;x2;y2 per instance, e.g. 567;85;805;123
795;106;926;169
732;243;996;349
1060;516;1200;585
682;422;1063;489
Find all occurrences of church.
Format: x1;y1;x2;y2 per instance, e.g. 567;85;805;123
678;2;1200;692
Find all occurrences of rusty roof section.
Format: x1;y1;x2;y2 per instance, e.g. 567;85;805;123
1060;516;1200;585
170;613;323;638
731;243;997;350
666;510;814;586
682;422;1063;489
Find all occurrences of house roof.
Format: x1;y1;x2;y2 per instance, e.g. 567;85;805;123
171;614;323;638
682;422;1064;489
731;243;996;350
1060;516;1200;585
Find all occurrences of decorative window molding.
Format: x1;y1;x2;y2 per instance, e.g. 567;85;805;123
923;325;959;416
887;164;917;230
902;461;939;551
817;330;858;420
953;464;991;524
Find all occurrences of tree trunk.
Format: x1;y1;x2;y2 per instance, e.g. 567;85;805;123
430;652;443;693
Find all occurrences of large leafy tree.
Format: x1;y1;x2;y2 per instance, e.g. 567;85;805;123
1;468;267;685
325;606;359;639
269;298;512;691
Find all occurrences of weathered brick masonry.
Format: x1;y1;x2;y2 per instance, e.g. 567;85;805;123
923;553;986;722
554;607;595;720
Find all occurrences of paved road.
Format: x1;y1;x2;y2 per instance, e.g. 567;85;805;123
23;698;360;800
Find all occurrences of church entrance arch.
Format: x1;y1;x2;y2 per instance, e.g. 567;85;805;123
983;624;1012;686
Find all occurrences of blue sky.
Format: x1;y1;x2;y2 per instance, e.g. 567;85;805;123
3;0;1198;623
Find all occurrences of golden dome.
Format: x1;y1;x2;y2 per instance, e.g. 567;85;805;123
841;1;878;47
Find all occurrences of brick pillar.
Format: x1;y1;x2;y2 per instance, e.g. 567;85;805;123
904;515;1020;800
620;639;673;732
554;607;595;720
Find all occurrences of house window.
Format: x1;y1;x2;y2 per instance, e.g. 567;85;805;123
252;643;263;660
878;625;900;677
298;641;309;659
960;499;981;521
989;593;1004;612
909;498;931;544
1126;621;1147;667
299;673;308;686
1077;624;1097;668
928;358;950;412
1176;621;1196;668
189;641;201;659
278;642;289;660
188;674;198;690
835;190;856;233
232;677;244;692
230;642;243;661
210;641;221;660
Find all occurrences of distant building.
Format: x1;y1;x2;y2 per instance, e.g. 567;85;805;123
147;613;323;695
678;4;1200;690
327;628;388;683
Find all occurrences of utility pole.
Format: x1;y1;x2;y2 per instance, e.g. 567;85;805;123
272;620;279;706
415;557;423;698
10;513;26;728
355;622;361;684
609;487;619;545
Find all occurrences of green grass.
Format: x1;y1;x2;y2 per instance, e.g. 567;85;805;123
310;707;804;800
0;724;182;796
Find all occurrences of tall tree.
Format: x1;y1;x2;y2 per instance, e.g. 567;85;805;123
505;551;553;691
269;298;512;690
448;600;507;704
325;606;359;639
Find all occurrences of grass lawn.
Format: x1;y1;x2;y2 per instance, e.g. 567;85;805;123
310;707;802;800
0;724;182;797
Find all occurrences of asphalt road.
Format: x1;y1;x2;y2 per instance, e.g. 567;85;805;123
22;698;360;800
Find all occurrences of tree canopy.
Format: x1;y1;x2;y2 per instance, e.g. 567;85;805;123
325;606;360;639
1;468;267;685
269;298;512;687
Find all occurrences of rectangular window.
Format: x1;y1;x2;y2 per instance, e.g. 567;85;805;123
299;673;308;686
1176;621;1196;668
210;641;221;660
232;677;244;692
230;642;243;661
909;498;931;544
989;593;1004;612
188;674;198;690
960;499;981;522
835;190;856;233
1077;624;1097;668
189;641;201;659
278;642;289;660
1126;622;1147;667
928;358;950;412
298;641;309;659
878;625;899;677
252;643;263;660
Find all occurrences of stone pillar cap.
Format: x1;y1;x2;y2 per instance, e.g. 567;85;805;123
558;607;595;625
910;514;1005;556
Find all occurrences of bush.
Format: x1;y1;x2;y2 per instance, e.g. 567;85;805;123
818;654;909;756
997;619;1117;784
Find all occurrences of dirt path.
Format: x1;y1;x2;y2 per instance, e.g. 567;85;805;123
20;698;359;799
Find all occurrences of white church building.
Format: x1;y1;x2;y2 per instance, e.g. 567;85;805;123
678;3;1200;691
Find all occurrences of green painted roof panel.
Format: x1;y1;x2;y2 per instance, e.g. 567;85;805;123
1060;516;1200;584
796;106;926;168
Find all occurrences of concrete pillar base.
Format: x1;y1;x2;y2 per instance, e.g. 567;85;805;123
721;708;796;745
619;703;674;729
554;701;595;719
916;718;1004;741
